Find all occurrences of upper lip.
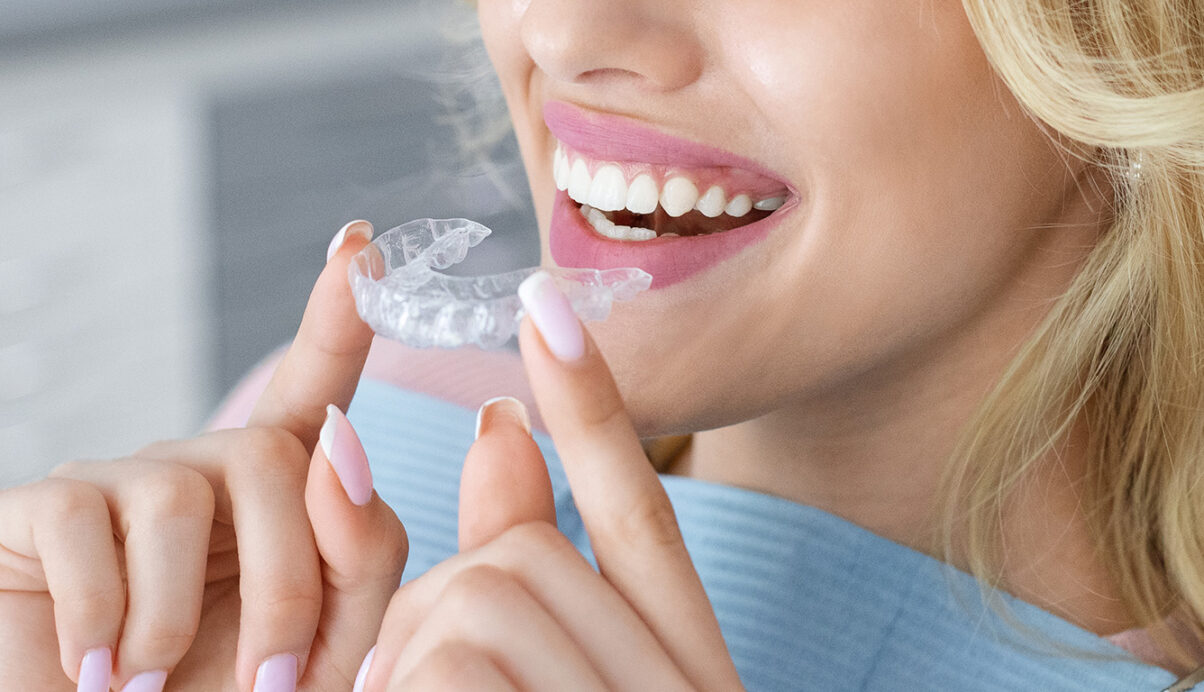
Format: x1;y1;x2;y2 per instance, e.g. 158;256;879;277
543;100;794;191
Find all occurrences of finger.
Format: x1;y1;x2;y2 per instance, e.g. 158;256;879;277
516;271;740;688
302;405;409;690
377;565;605;692
364;522;688;692
248;220;377;451
389;642;517;692
50;460;215;688
136;430;325;690
458;397;556;552
0;478;123;688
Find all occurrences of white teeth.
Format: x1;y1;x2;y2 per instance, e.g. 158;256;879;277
696;185;726;218
554;147;570;191
568;159;592;204
626;174;659;215
588;165;627;212
660;177;699;217
753;196;786;211
580;204;656;241
725;194;752;217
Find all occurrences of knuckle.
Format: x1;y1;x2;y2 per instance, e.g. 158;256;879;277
134;466;215;521
251;578;323;616
56;583;126;630
230;427;308;481
440;565;521;617
608;494;684;553
496;520;574;562
416;641;497;687
47;459;91;479
33;478;108;522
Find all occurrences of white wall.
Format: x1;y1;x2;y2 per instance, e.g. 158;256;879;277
0;2;449;486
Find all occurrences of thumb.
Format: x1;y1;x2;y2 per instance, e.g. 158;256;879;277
303;404;409;688
458;396;556;552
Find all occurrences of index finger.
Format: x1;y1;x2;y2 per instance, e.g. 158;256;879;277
248;221;376;452
516;271;741;690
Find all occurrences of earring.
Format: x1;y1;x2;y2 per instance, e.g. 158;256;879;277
1124;150;1146;182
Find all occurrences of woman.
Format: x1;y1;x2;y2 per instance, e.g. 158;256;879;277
3;0;1202;689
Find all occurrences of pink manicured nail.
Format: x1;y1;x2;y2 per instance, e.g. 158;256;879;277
352;646;375;692
121;670;167;692
319;405;374;506
326;220;374;263
77;648;112;692
475;396;532;440
254;653;298;692
518;271;586;361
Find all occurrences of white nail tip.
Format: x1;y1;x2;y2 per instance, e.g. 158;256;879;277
318;404;338;461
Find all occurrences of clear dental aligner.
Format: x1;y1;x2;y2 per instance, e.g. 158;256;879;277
348;218;652;349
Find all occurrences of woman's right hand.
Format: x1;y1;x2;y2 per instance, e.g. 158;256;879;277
0;221;408;690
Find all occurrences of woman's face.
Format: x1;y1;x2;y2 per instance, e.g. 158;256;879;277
478;0;1102;436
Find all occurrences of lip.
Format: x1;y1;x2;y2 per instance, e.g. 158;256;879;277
544;101;798;289
544;101;793;184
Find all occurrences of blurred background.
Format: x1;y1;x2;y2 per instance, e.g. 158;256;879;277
0;0;538;486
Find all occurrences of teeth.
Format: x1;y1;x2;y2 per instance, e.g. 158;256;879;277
725;194;752;217
557;144;789;220
753;196;786;211
588;165;627;212
626;174;659;214
554;146;570;191
568;159;592;204
696;185;726;218
580;204;656;241
660;177;699;218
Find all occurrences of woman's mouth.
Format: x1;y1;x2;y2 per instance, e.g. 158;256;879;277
554;141;789;242
544;101;799;289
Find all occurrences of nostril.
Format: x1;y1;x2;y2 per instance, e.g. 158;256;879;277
521;2;702;92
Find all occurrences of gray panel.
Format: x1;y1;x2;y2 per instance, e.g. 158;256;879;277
208;68;537;397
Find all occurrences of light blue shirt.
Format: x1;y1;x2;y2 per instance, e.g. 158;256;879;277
348;379;1184;691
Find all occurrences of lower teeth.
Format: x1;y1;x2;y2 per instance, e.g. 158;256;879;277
580;205;657;241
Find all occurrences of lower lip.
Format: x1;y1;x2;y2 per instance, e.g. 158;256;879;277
550;192;789;289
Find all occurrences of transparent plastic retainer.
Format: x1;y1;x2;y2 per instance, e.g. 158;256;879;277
348;218;652;349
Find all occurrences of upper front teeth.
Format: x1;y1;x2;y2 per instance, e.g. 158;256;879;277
554;144;786;218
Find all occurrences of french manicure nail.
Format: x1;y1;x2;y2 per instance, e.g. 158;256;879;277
77;648;112;692
121;670;167;692
475;396;532;440
319;404;374;506
517;271;586;362
254;653;298;692
352;646;375;692
326;219;374;263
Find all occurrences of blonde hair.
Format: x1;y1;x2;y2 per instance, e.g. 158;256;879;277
948;0;1204;669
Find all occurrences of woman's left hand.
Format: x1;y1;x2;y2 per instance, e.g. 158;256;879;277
357;278;744;691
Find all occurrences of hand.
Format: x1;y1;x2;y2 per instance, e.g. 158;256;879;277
357;273;744;690
0;222;407;690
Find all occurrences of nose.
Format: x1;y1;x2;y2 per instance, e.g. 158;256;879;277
520;0;703;92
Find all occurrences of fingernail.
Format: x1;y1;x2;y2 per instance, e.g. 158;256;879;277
319;404;374;506
517;271;585;362
121;670;167;692
352;646;375;692
475;396;532;440
76;648;111;692
326;219;374;263
254;653;298;692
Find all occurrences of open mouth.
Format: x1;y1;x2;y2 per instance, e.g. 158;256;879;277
554;141;791;242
